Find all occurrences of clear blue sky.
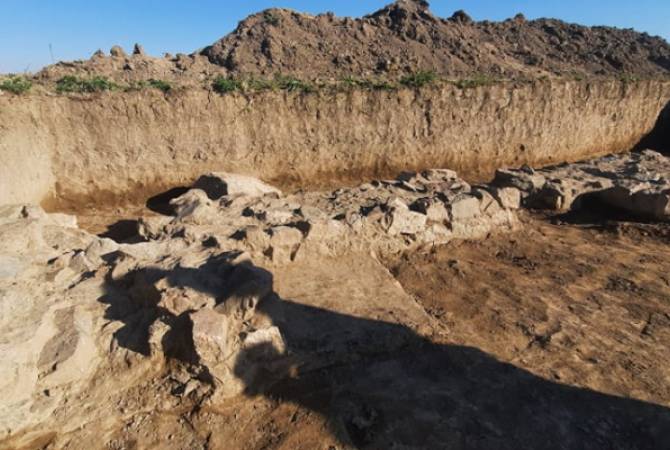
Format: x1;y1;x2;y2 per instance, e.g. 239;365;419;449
1;0;669;74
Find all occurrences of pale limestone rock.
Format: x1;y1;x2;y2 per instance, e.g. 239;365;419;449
450;195;481;221
170;189;219;224
242;225;272;253
156;285;215;316
410;198;450;223
495;150;670;220
255;206;295;225
69;250;97;273
0;255;24;279
490;186;522;210
138;216;172;240
147;319;171;357
267;226;303;263
601;185;670;220
385;198;427;236
194;172;281;200
84;238;119;262
191;309;229;371
494;168;546;192
473;188;503;217
242;327;286;357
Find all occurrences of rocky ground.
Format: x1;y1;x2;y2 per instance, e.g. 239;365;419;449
33;0;670;85
1;150;669;449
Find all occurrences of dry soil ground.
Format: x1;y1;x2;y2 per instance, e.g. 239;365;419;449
54;206;670;450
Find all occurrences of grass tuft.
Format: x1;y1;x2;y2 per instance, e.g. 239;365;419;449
0;76;32;94
340;76;397;91
400;70;438;88
451;74;498;89
56;75;118;93
619;73;641;85
246;77;276;91
273;74;315;93
212;76;243;94
147;79;172;92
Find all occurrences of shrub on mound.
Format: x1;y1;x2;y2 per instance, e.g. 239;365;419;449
0;76;32;94
56;75;119;93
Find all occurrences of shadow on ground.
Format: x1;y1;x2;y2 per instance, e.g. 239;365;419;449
146;186;190;215
99;219;145;243
100;251;670;449
636;100;670;154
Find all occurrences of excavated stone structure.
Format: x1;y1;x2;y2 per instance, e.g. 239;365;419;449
493;149;670;220
2;151;670;447
0;168;519;445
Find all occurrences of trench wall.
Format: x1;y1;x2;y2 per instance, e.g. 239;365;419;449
1;80;669;207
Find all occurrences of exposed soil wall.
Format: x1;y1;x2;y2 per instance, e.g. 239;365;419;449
1;80;669;207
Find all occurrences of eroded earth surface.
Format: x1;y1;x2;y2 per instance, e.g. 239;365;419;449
1;151;670;449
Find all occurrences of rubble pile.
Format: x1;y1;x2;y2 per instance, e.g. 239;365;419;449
493;149;670;220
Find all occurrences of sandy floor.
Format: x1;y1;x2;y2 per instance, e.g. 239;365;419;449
391;211;670;408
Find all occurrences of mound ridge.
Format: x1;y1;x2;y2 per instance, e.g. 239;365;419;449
201;0;670;79
35;0;670;83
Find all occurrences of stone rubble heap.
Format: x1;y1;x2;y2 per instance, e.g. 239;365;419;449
493;149;670;220
142;168;520;264
0;168;520;441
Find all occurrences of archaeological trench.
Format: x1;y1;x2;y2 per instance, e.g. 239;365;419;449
2;2;670;449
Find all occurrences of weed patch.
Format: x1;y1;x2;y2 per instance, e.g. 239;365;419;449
212;76;243;94
56;76;118;93
400;70;438;88
451;74;498;89
147;79;172;92
273;75;315;93
340;76;397;91
0;76;32;94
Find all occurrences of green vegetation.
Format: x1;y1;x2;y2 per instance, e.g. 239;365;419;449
451;74;498;90
56;75;119;93
246;77;276;91
212;74;316;94
619;73;641;85
125;79;174;93
146;79;172;92
212;76;243;94
340;76;397;91
400;70;438;88
273;75;315;93
0;76;32;94
264;12;280;26
568;71;585;82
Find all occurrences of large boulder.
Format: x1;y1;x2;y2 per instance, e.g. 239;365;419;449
194;173;281;200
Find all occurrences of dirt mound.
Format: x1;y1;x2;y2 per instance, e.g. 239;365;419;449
35;50;223;86
202;0;670;79
34;0;670;83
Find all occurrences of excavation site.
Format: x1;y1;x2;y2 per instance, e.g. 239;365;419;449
1;1;670;449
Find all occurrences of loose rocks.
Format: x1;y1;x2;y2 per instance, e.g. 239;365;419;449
493;150;670;220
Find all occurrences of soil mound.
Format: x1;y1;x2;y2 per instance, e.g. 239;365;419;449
202;0;670;79
36;0;670;83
